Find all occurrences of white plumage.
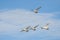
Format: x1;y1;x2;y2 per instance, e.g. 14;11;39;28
30;24;39;31
41;23;49;30
20;26;31;32
33;6;41;13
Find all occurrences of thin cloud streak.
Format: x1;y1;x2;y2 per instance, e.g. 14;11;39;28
0;9;60;40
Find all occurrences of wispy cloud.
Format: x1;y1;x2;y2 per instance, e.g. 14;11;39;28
0;9;60;40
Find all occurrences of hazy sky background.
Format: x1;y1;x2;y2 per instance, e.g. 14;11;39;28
0;0;60;40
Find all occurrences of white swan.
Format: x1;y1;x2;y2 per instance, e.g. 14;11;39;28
41;23;49;30
30;24;39;31
33;6;41;13
20;26;31;32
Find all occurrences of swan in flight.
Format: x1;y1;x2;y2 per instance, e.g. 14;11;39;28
20;26;31;32
41;23;49;30
33;6;41;13
30;24;39;31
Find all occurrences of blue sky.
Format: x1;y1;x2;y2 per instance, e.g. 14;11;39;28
0;0;60;13
0;0;60;40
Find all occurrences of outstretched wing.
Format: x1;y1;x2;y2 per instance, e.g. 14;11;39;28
25;26;31;29
35;6;41;10
34;24;39;28
20;29;25;32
